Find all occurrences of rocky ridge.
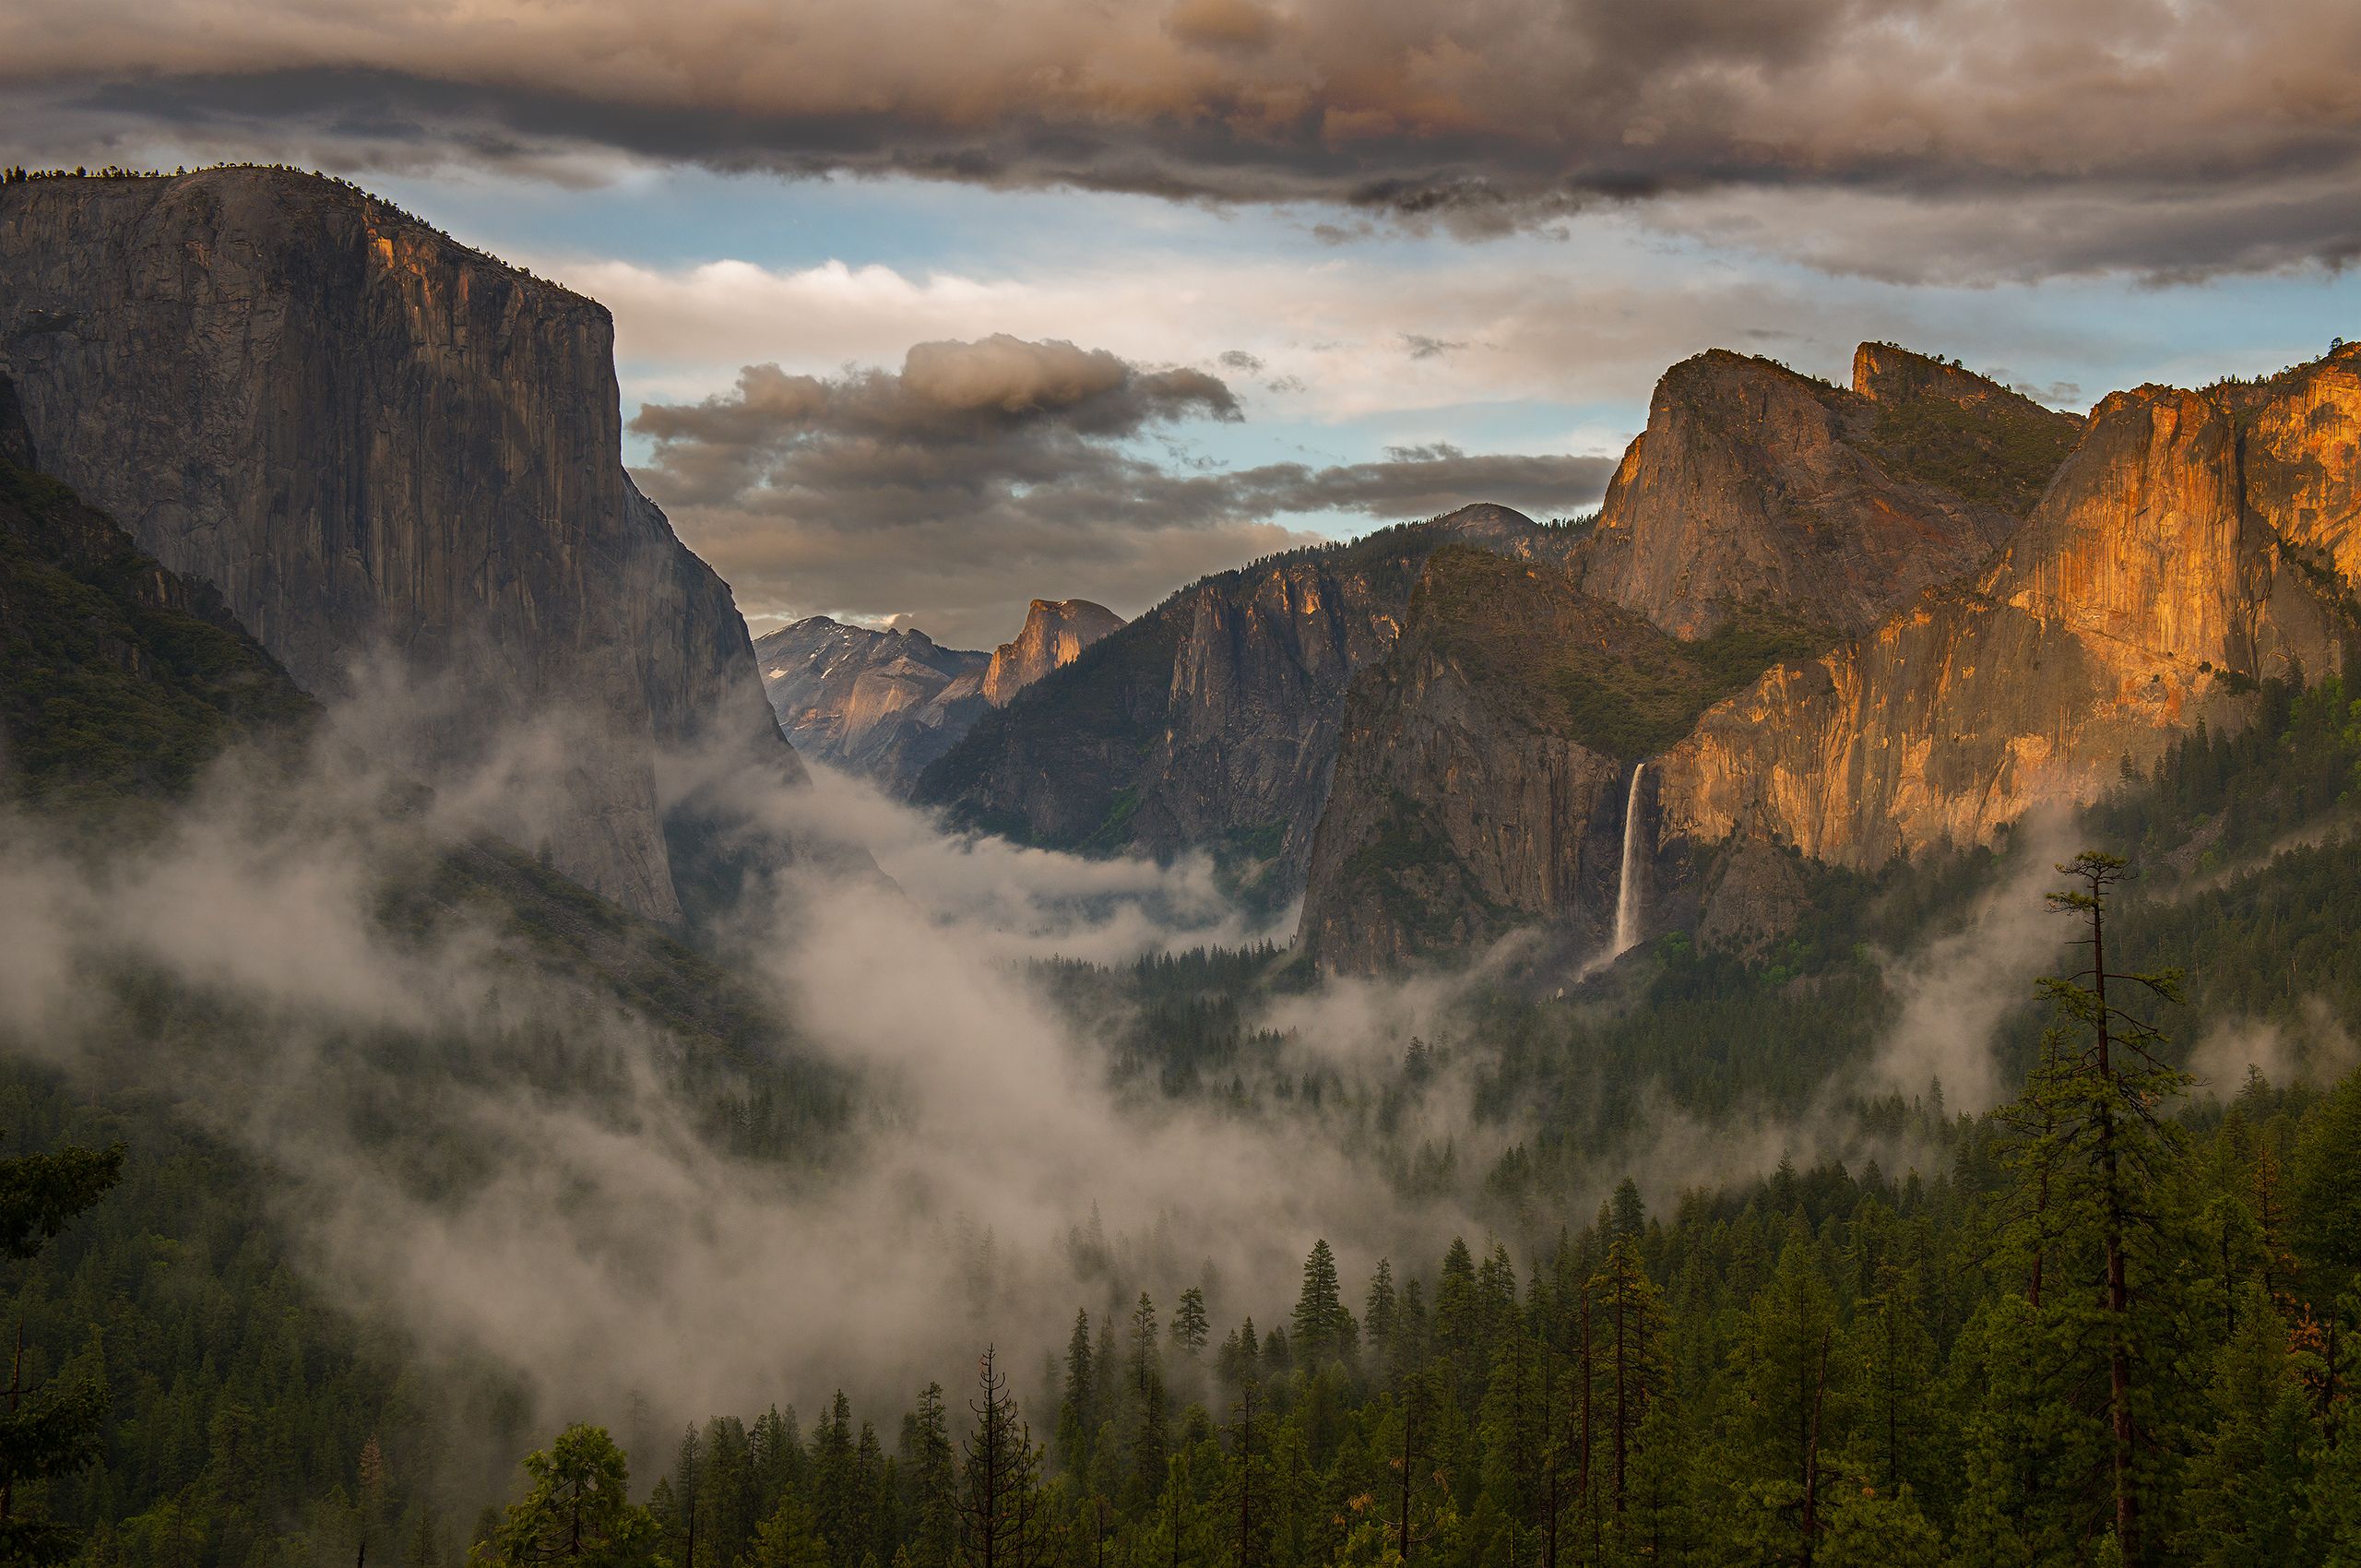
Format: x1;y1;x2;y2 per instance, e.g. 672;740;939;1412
1572;345;2080;638
1297;346;2089;968
1296;549;1654;968
1297;345;2361;971
0;168;799;921
754;617;990;793
917;504;1578;903
1654;362;2357;871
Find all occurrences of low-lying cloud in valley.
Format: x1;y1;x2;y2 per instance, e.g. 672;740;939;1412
0;655;2200;1486
0;674;1494;1449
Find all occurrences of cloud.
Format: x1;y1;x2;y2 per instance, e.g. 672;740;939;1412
627;337;1611;646
1863;811;2081;1114
1221;446;1615;520
7;0;2361;278
547;243;2145;441
0;671;1501;1447
630;336;1238;508
2189;998;2361;1098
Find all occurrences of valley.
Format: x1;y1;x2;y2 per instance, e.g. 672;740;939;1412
3;158;2359;1568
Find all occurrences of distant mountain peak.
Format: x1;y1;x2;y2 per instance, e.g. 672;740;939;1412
983;598;1125;707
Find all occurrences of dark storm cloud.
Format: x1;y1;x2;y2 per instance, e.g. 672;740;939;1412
627;338;1608;645
9;0;2361;279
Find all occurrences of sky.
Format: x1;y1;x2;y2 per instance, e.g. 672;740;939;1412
9;0;2361;647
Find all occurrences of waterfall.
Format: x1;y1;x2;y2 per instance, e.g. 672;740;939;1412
1610;762;1647;958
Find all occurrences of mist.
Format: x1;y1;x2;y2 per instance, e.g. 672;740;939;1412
0;660;2179;1488
0;674;1504;1462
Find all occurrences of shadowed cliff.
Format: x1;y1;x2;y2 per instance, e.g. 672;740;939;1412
917;504;1579;905
0;167;802;921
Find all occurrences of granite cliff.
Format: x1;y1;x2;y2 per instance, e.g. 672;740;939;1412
982;599;1124;707
1572;345;2080;637
1297;550;1659;968
0;381;813;1074
0;168;799;921
916;504;1573;903
0;370;314;808
1655;362;2356;870
1298;345;2085;968
753;599;1121;794
1297;346;2360;971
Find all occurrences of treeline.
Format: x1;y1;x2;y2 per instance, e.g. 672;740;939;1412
483;858;2361;1566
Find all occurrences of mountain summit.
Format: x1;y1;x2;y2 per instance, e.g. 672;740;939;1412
982;599;1124;707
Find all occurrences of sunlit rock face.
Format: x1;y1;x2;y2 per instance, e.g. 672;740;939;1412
1571;345;2077;638
1294;344;2087;970
982;599;1124;707
1655;378;2350;870
2226;341;2361;579
755;617;990;795
0;167;796;921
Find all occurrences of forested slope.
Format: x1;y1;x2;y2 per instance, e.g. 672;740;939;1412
482;667;2361;1568
0;402;846;1565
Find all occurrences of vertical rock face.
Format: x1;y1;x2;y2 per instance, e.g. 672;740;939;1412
1655;382;2348;869
1294;347;2084;970
981;599;1124;707
753;617;989;794
0;169;796;921
1296;550;1642;969
2228;341;2361;579
1;369;315;807
1572;347;2077;638
917;504;1571;901
1292;348;2361;972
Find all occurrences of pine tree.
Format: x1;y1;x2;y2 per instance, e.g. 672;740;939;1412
1477;1319;1547;1558
2180;1283;2312;1566
1587;1234;1665;1517
1848;1260;1936;1503
1221;1385;1267;1568
2011;850;2191;1564
813;1393;860;1564
1291;1241;1354;1368
958;1348;1043;1568
0;1134;120;1567
486;1425;659;1567
698;1418;758;1568
1058;1313;1097;1475
668;1427;701;1568
852;1420;885;1564
750;1487;829;1568
1726;1235;1841;1566
1364;1261;1399;1372
1214;1318;1257;1397
751;1407;803;1520
1130;1295;1162;1401
1172;1289;1211;1360
1435;1240;1482;1412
